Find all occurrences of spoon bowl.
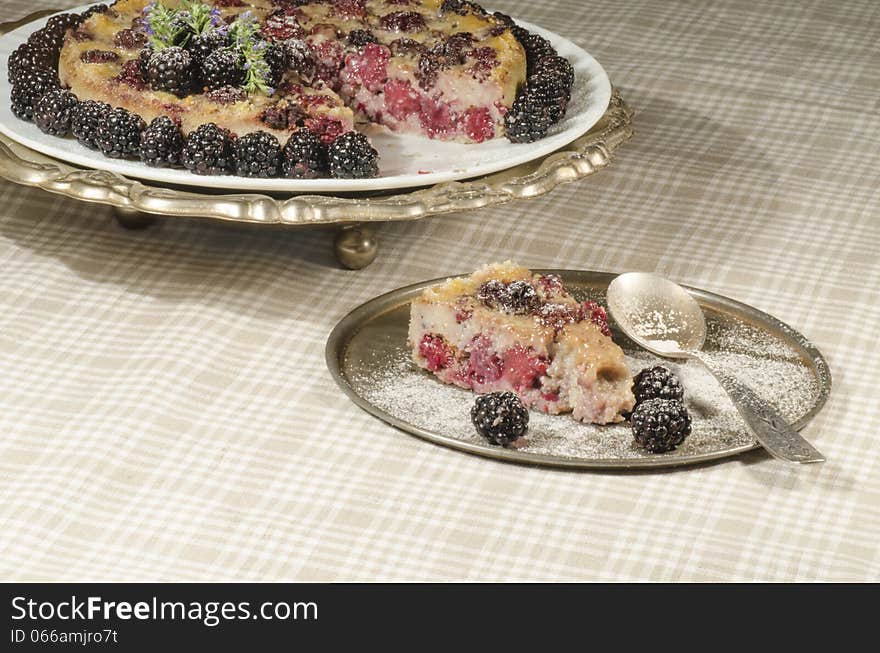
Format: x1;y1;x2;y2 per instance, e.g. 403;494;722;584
607;272;706;356
606;272;825;464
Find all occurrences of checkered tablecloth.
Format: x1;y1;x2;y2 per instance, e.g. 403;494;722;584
1;0;878;582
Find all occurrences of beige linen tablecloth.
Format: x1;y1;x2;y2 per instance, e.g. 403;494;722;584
1;0;878;582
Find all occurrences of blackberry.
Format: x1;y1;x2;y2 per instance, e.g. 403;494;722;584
80;4;109;21
491;11;515;27
140;116;185;167
327;132;379;179
631;398;692;453
10;68;59;120
201;48;244;91
504;281;540;313
80;49;120;64
477;280;539;314
283;38;314;77
471;392;529;446
281;129;327;179
527;70;571;121
504;91;555;143
146;46;194;97
26;26;65;58
95;107;146;158
264;42;287;88
138;47;153;81
440;0;487;16
187;29;230;65
46;13;84;35
347;29;377;47
534;54;575;90
114;28;147;50
632;366;684;405
7;44;54;84
71;99;111;149
379;11;426;32
33;89;79;136
512;26;555;74
234;131;282;178
182;123;235;175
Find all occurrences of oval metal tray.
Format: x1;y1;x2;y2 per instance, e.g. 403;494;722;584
326;270;831;470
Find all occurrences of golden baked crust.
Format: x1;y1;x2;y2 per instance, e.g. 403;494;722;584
58;0;353;139
57;0;527;142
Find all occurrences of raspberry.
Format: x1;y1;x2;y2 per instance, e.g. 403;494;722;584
471;392;529;446
344;43;390;91
383;79;421;120
581;301;611;337
206;85;247;104
462;107;494;143
115;60;148;90
262;10;306;41
304;116;344;144
418;334;454;371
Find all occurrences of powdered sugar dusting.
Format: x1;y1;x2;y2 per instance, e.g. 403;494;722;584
350;308;822;463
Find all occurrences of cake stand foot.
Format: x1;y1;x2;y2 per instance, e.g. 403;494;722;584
334;223;378;270
114;207;158;230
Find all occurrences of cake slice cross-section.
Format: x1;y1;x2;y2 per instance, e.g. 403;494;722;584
408;262;636;424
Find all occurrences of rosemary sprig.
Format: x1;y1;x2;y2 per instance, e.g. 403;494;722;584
143;2;184;51
143;1;221;50
229;11;274;96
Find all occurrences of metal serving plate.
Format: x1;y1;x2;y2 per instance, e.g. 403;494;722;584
0;10;633;269
326;270;831;470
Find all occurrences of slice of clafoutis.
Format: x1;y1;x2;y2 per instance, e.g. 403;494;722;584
408;262;635;424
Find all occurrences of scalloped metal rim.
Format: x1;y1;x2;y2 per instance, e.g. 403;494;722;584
0;10;633;227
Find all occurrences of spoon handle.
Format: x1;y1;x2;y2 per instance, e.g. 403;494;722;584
689;351;825;464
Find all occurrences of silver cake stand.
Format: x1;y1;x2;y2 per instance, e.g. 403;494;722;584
0;10;634;269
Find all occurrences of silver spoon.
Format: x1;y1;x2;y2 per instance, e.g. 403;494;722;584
606;272;825;464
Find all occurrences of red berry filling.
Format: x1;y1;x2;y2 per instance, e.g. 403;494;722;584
463;335;503;385
463;107;494;143
344;43;390;92
419;334;454;371
502;345;549;390
383;79;421;120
